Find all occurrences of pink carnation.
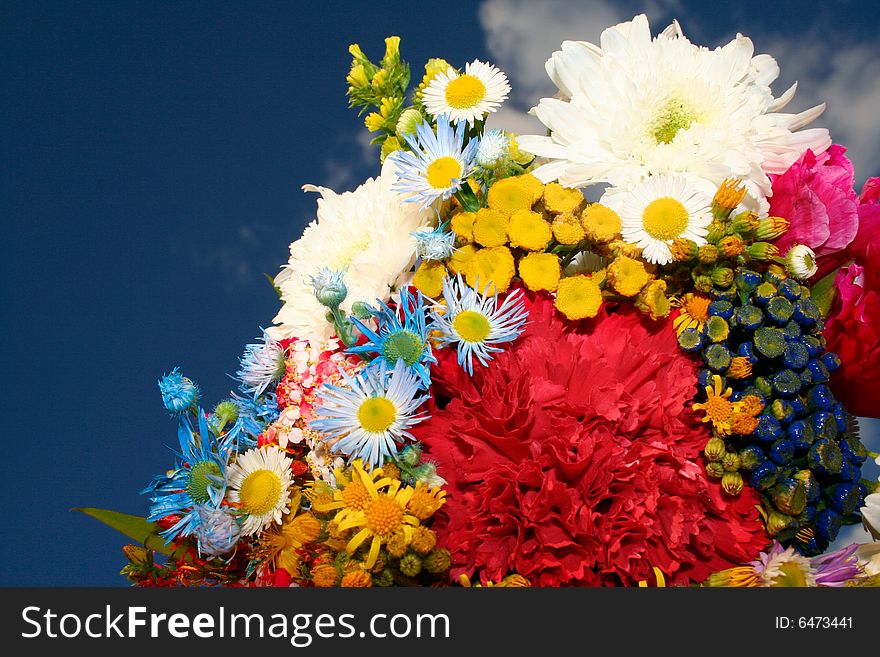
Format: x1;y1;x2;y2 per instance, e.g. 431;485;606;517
770;145;859;269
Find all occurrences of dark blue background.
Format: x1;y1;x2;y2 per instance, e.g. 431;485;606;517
2;1;877;585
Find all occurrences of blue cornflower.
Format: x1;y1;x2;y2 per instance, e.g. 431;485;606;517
348;288;436;388
429;274;529;375
390;115;478;208
158;368;200;414
235;330;286;399
310;359;430;469
412;221;457;261
142;410;237;548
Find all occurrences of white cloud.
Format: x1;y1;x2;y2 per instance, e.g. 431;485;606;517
479;0;880;179
761;36;880;180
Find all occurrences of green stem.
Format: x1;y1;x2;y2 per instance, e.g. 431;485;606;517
329;306;356;348
559;240;590;269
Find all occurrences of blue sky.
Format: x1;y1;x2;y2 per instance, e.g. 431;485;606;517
1;0;878;585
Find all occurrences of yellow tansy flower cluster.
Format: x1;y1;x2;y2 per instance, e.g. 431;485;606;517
409;172;672;323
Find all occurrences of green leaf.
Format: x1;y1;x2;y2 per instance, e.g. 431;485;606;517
263;273;282;299
810;266;841;318
75;508;187;559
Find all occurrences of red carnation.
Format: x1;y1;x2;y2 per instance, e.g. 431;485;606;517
417;293;768;586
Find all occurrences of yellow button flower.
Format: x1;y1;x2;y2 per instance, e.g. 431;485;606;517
508;209;551;251
472;208;509;247
466;246;515;293
412;260;447;297
542;182;585;215
554;275;603;320
518;252;561;292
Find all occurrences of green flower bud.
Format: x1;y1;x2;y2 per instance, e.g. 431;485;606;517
729;211;759;233
423;548;452;574
373;568;394;587
698;244;719;264
213;400;239;425
721;452;741;472
755;216;789;241
351;301;375;320
706;220;727;243
722;471;744;495
399;553;423;577
746;242;779;261
706;461;725;479
693;274;714;293
395;107;423;136
704;437;727;462
710;267;734;288
400;444;422;467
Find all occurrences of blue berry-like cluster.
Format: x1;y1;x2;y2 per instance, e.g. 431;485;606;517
681;267;868;555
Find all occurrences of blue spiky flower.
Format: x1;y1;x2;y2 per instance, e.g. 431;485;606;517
348;288;436;388
142;410;237;548
158;368;200;414
235;330;286;399
430;274;528;375
412;221;457;261
310;359;430;468
390;114;478;208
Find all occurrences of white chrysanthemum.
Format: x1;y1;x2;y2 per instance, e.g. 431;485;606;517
270;159;432;340
226;447;294;536
616;174;712;265
516;14;830;210
422;60;510;126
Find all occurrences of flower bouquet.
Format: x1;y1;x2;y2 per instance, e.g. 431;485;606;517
84;14;880;588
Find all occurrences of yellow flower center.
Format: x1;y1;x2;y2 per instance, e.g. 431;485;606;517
341;481;372;511
357;396;397;433
239;469;282;517
445;74;486;109
642;197;690;240
364;494;404;536
652;99;698;144
683;294;711;323
704;396;734;422
453;310;492;343
554;275;603;320
426;156;463;189
770;561;809;587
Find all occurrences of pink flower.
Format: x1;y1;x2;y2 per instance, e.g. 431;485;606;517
825;263;880;418
770;145;859;270
824;177;880;418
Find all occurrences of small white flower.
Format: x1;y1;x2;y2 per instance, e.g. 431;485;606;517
226;447;294;536
785;244;819;279
615;173;712;265
422;60;510;126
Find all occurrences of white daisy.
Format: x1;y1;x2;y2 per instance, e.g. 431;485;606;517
390;114;478;208
269;158;432;341
422;60;510;126
617;174;712;265
784;244;819;279
430;274;529;375
310;359;430;469
226;446;294;536
516;14;830;211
